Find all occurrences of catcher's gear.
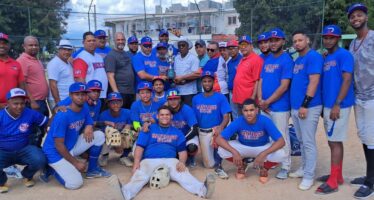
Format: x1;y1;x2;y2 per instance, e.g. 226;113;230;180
105;126;122;147
121;128;136;149
149;165;170;189
187;143;198;156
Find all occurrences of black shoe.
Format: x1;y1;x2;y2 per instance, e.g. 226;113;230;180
351;176;366;186
354;185;374;199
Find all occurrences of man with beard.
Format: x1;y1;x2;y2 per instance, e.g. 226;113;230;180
127;36;139;56
288;31;323;191
105;32;135;109
257;32;271;61
151;29;178;56
347;3;374;198
258;28;294;180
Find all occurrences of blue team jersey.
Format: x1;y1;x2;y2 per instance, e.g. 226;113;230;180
0;108;48;151
221;115;282;147
290;50;323;109
98;108;132;131
170;104;197;135
157;58;170;77
72;46;111;58
192;92;231;129
58;97;101;121
132;51;159;84
260;53;270;61
152;92;167;105
42;107;93;163
261;52;294;111
227;54;243;90
322;47;355;108
136;123;186;159
130;100;162;125
203;57;220;72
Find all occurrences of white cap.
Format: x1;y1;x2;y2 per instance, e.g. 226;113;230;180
218;41;227;48
6;88;28;100
175;36;193;50
57;39;74;50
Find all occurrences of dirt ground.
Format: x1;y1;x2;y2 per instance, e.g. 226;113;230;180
4;112;369;200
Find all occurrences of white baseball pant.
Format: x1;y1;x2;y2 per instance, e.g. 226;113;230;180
198;128;215;168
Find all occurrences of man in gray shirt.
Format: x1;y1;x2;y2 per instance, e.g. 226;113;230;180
105;32;135;109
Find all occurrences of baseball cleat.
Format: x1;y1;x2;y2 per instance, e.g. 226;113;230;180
0;185;9;193
86;167;112;179
23;178;35;188
214;168;229;180
354;185;374;199
119;157;133;167
276;169;289;180
204;173;216;199
351;176;366;186
289;167;304;178
298;178;314;191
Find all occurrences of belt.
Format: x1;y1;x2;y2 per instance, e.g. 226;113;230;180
199;128;213;133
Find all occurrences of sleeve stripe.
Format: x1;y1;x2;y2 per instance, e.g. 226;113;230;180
38;116;48;126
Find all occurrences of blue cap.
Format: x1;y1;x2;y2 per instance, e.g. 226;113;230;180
159;29;169;37
6;88;28;100
107;92;123;101
270;28;286;39
69;82;88;93
201;70;215;78
156;42;168;49
166;89;181;99
239;35;252;44
86;80;102;91
322;25;342;37
257;32;270;42
137;81;153;92
195;39;206;47
141;36;152;45
127;36;138;44
94;30;107;38
347;3;368;17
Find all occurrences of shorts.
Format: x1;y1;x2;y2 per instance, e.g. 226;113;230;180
323;107;352;142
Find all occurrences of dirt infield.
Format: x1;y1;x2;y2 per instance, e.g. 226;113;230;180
4;112;367;200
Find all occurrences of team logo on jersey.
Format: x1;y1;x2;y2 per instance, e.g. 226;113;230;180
171;120;186;129
93;62;104;69
264;64;279;73
152;133;178;143
19;123;30;133
293;64;304;74
69;119;85;131
11;66;18;70
240;130;264;140
196;104;217;114
74;69;82;75
145;60;157;68
323;60;337;71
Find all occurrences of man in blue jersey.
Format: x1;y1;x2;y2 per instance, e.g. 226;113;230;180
192;70;231;179
0;88;48;193
315;25;355;195
151;29;178;56
121;105;215;199
257;31;271;61
155;42;170;78
42;82;111;190
152;77;167;104
166;89;199;168
288;30;323;190
258;28;294;180
127;36;139;56
98;92;132;167
227;40;243;120
215;99;286;182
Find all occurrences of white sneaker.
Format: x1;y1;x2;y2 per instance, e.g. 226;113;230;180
289;167;304;178
3;165;23;179
214;168;229;179
204;173;216;199
298;178;314;191
119;157;133;167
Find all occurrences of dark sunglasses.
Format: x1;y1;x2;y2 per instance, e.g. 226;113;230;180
143;45;152;48
178;43;187;48
207;48;216;52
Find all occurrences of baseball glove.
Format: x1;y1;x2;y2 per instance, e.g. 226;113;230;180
105;126;122;147
121;128;136;149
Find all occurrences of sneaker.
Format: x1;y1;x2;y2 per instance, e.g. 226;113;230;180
3;165;23;179
276;169;289;179
39;172;49;183
214;168;229;179
86;167;112;179
98;154;109;167
204;173;216;199
289;167;304;178
354;185;374;199
351;176;366;186
0;185;9;193
23;178;35;188
298;178;314;191
119;157;133;167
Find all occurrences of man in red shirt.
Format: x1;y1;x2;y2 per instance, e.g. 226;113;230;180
0;33;26;109
232;35;263;115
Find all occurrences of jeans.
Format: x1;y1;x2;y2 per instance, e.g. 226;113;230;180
0;145;46;185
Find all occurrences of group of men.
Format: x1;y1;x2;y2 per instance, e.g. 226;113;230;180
0;2;373;200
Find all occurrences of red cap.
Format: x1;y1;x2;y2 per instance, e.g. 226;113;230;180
227;40;238;47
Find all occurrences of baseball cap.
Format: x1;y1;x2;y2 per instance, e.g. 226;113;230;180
227;40;238;47
156;42;168;49
94;30;107;38
141;36;152;45
127;36;138;44
86;80;103;91
0;33;9;43
257;32;270;42
218;41;227;48
107;92;123;101
69;82;88;93
159;29;169;37
6;88;28;100
57;39;74;50
239;35;252;44
322;25;342;37
347;3;368;17
166;89;181;99
137;81;153;92
201;70;215;79
270;28;286;39
195;39;206;47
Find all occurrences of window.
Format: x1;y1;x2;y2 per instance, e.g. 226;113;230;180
228;16;237;25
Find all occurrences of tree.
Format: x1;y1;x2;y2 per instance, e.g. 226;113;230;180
0;0;70;58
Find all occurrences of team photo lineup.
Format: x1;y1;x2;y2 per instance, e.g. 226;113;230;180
0;2;373;199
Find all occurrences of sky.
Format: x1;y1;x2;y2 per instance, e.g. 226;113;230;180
64;0;227;41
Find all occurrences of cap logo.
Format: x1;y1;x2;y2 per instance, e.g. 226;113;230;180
80;85;85;90
242;36;246;40
272;31;277;36
328;27;334;33
205;71;211;75
94;82;100;87
144;83;149;87
14;90;24;95
260;35;265;39
0;33;4;37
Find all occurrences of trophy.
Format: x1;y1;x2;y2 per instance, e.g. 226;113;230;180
167;45;176;88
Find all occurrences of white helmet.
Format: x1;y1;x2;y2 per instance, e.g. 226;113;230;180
149;165;170;189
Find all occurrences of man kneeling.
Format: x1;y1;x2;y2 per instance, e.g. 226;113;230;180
215;99;286;183
121;105;215;200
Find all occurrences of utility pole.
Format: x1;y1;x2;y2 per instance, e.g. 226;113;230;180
144;0;147;35
94;4;97;31
194;0;202;40
88;0;94;31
